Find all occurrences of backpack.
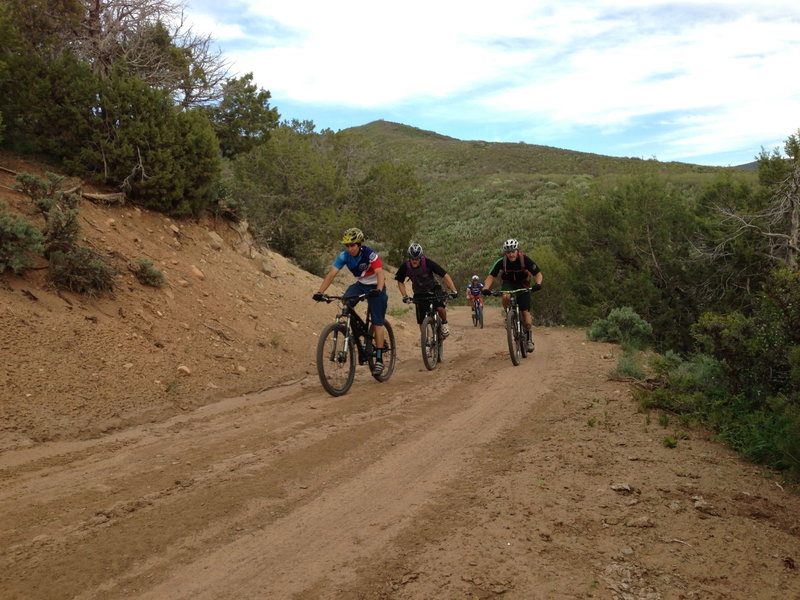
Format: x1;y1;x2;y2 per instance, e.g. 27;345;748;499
405;256;433;289
502;251;530;281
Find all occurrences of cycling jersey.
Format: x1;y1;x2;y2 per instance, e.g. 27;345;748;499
395;257;447;293
333;245;383;285
466;283;484;297
489;252;540;284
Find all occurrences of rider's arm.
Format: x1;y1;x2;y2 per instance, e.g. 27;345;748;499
375;266;386;292
317;265;340;294
525;257;543;287
397;280;409;297
483;274;495;291
442;273;457;293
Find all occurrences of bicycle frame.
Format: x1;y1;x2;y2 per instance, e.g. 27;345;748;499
410;292;449;370
315;293;396;396
470;294;484;328
487;288;530;366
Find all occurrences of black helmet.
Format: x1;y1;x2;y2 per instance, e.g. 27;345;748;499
407;242;423;258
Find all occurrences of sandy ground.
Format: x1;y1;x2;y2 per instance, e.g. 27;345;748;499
1;153;799;599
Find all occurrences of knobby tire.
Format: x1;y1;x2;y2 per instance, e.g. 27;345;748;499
421;316;439;370
317;322;356;396
505;309;521;366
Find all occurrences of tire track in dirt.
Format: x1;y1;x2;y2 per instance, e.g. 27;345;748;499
2;309;799;600
1;309;544;598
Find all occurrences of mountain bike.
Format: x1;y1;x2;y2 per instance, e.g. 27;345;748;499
486;288;530;366
409;291;455;370
315;293;396;396
470;296;484;328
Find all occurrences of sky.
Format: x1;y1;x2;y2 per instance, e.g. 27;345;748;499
181;0;800;167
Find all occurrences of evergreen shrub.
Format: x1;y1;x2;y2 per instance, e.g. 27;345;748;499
0;202;44;273
588;306;653;348
47;247;117;296
135;258;164;287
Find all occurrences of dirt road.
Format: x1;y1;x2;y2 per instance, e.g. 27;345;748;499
1;308;798;599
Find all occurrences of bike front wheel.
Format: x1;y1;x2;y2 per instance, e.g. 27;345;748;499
505;309;521;366
477;304;484;329
421;316;439;370
317;322;356;396
368;321;396;382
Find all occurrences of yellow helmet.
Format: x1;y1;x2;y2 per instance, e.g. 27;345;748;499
341;228;365;245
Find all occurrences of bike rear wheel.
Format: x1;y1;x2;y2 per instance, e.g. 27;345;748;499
505;309;521;366
368;321;396;382
421;316;439;370
317;322;356;396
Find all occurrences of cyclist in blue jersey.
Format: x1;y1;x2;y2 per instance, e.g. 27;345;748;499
481;238;543;353
313;228;389;376
466;275;484;312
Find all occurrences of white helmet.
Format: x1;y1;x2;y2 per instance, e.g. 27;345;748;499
471;275;479;281
407;242;423;258
503;238;519;252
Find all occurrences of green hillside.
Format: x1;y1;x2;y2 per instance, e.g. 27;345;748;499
344;120;756;287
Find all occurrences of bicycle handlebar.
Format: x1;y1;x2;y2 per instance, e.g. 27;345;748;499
314;293;367;304
484;288;531;296
406;292;452;305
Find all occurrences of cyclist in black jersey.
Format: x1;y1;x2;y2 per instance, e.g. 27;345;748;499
395;242;458;337
481;238;543;352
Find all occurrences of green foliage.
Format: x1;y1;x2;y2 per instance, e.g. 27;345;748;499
0;201;44;273
47;247;118;296
356;161;422;264
209;73;280;158
557;176;707;349
0;51;97;156
42;206;79;257
588;306;652;349
230;125;354;273
611;354;645;380
756;129;800;188
68;71;220;215
13;172;65;212
644;268;800;479
175;108;222;217
135;258;164;287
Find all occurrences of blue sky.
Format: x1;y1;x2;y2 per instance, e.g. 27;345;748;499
182;0;800;166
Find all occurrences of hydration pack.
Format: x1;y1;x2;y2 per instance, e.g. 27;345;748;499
502;250;530;281
405;256;434;290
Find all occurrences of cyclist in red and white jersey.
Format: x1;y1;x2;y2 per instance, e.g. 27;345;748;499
313;228;388;375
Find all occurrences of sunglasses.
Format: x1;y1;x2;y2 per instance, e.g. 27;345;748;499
504;250;517;254
344;243;359;248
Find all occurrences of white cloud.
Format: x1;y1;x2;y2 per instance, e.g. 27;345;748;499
183;0;800;163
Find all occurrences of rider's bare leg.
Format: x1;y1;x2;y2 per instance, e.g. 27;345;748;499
374;325;385;349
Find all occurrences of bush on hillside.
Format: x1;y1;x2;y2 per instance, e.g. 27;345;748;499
42;206;80;257
47;247;117;296
587;306;652;349
0;201;44;273
135;258;164;287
